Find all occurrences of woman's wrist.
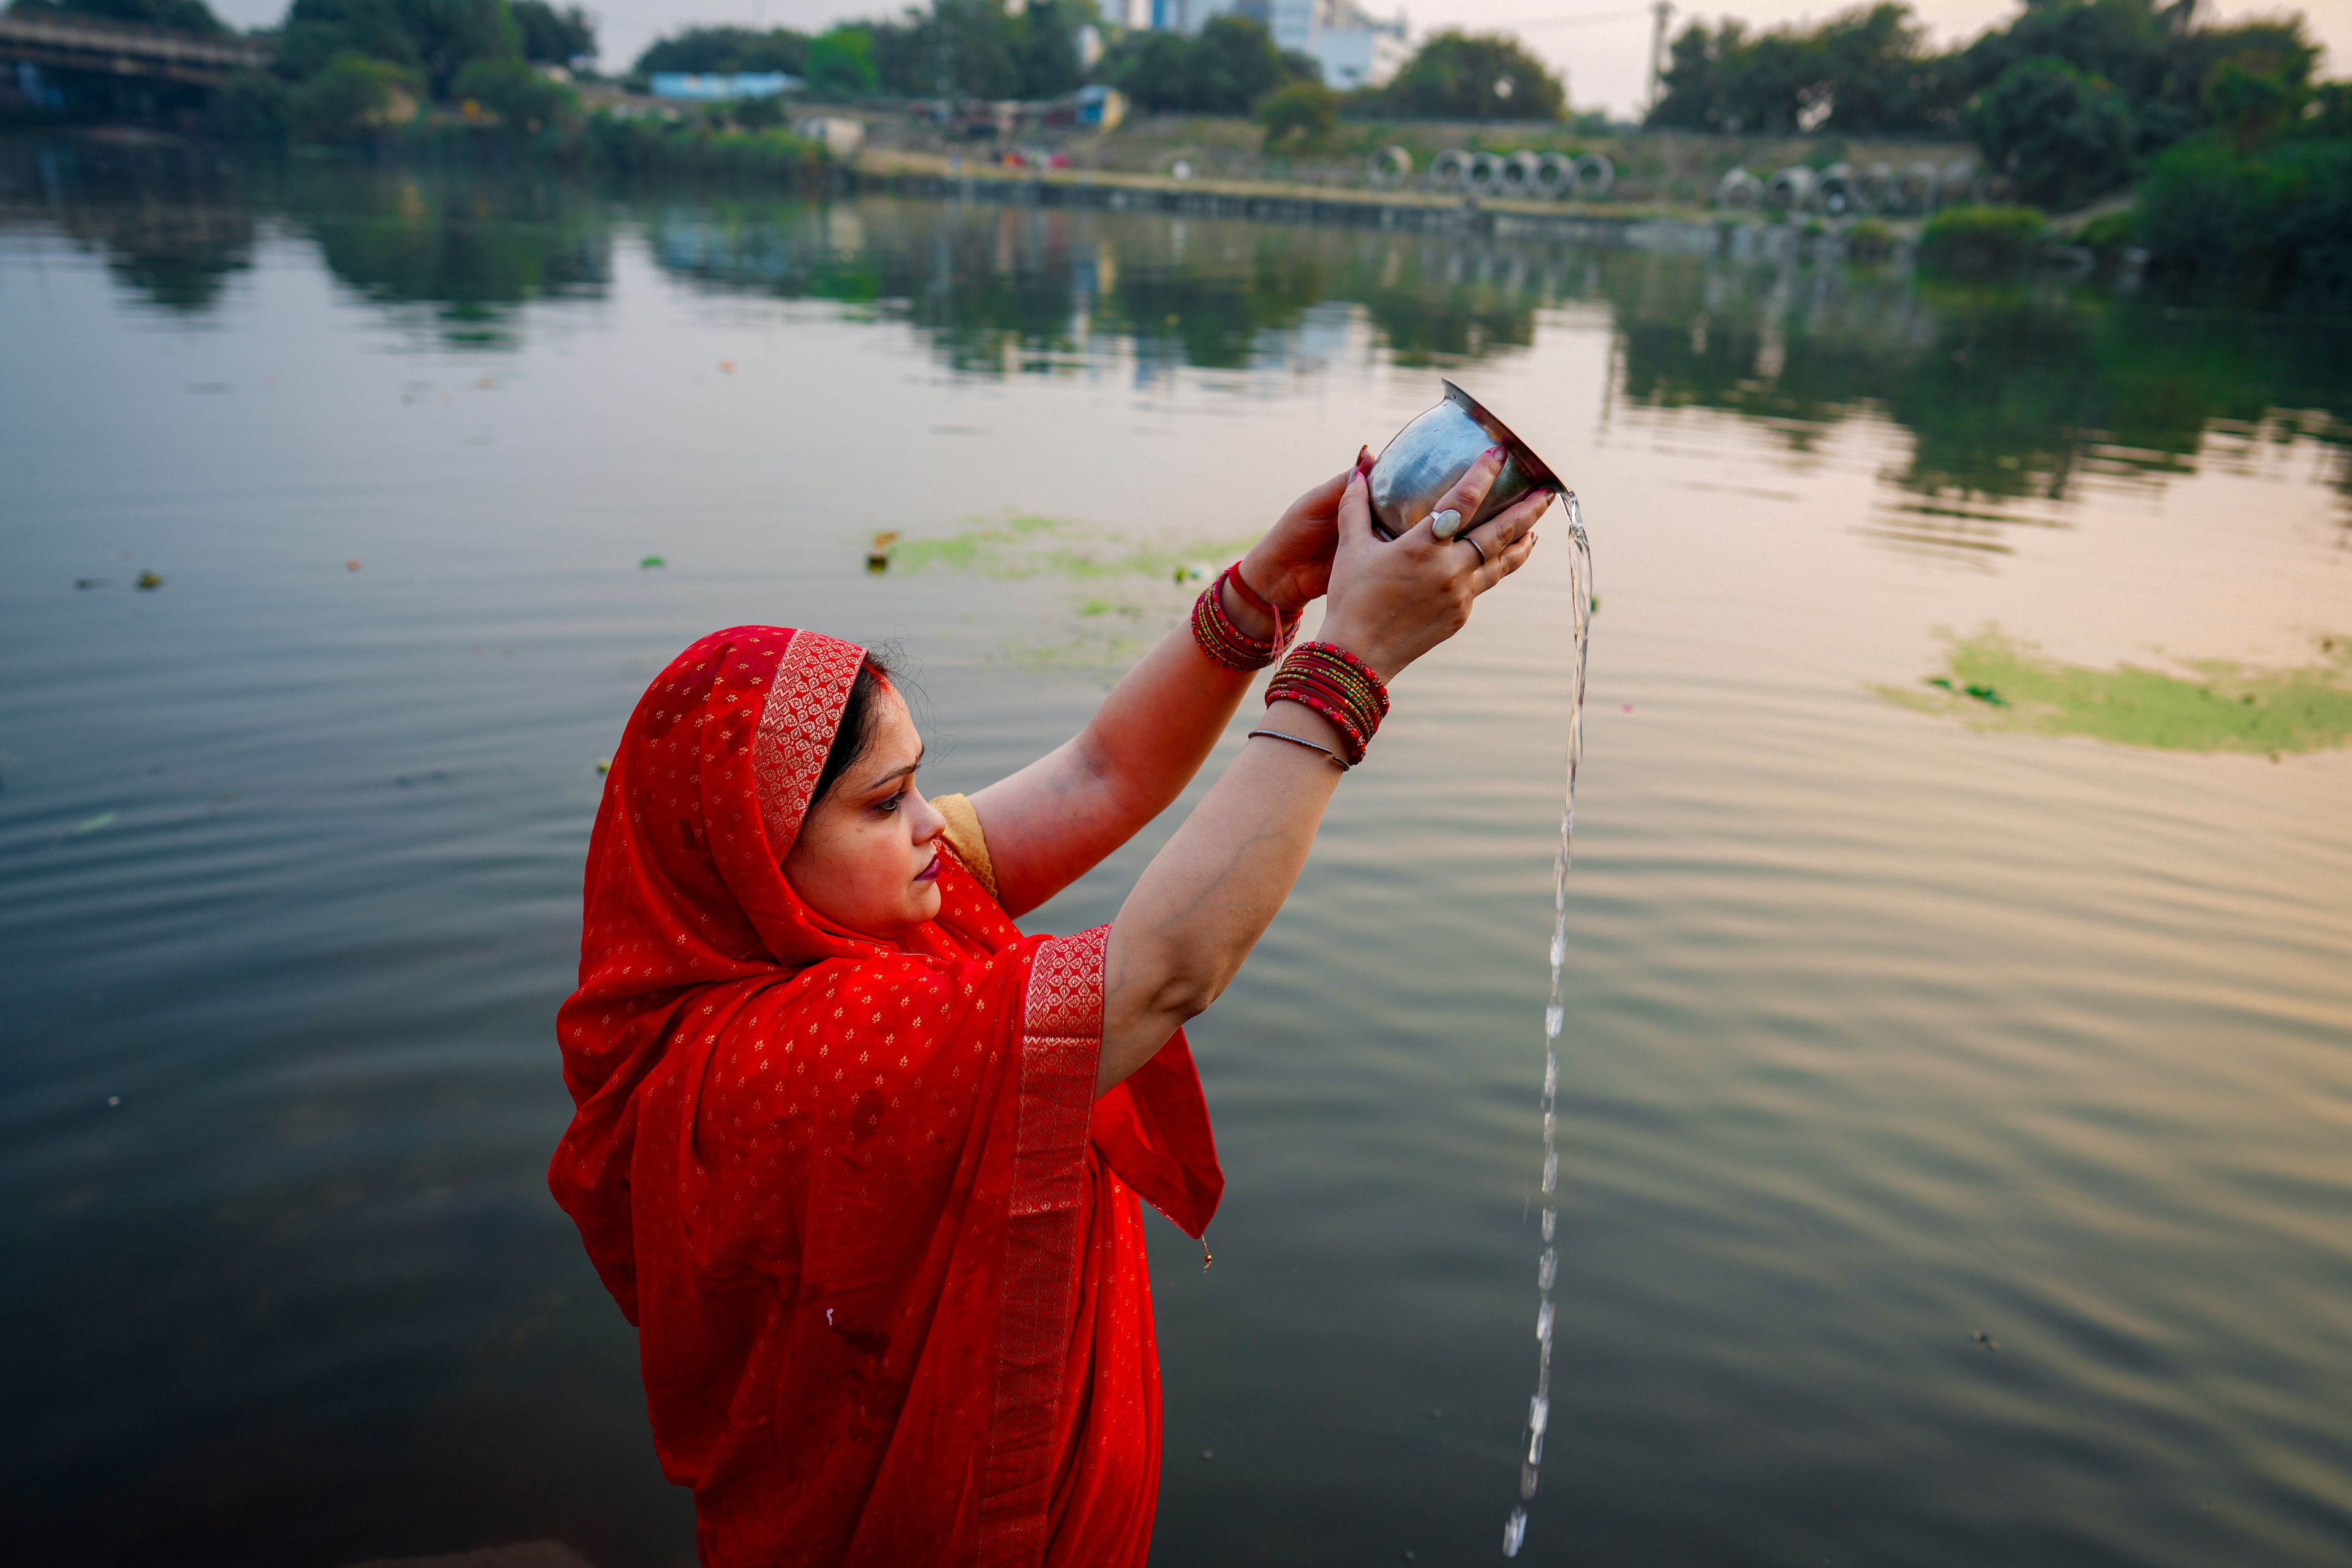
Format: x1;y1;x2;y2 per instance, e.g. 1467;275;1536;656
1226;553;1309;643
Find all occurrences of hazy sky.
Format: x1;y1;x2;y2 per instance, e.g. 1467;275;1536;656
207;0;2351;117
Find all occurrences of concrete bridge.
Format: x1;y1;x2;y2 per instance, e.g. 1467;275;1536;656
0;10;270;89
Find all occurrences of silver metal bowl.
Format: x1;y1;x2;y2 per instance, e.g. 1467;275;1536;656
1368;380;1563;540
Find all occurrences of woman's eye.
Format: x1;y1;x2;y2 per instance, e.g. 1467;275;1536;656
875;790;903;815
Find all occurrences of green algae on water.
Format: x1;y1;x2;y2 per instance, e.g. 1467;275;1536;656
882;513;1252;583
878;513;1256;667
1882;629;2352;755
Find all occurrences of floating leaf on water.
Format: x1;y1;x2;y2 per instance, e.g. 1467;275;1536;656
639;556;666;569
1963;683;2008;707
594;758;612;774
135;571;164;590
74;811;117;834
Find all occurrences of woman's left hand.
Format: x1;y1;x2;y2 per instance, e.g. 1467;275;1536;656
1231;447;1374;635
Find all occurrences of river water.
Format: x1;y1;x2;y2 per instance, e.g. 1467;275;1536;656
5;139;2351;1568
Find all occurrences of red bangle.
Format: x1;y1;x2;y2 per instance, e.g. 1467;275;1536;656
1191;563;1295;671
1287;641;1390;717
1268;684;1368;765
1265;639;1389;767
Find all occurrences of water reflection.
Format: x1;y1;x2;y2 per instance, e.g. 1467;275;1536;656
285;166;609;346
7;141;2349;527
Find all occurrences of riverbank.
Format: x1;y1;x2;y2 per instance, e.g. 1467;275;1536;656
845;146;1908;261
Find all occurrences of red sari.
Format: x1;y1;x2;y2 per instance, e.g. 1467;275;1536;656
550;627;1223;1567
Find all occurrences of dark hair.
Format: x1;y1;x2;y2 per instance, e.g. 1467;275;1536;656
812;652;899;807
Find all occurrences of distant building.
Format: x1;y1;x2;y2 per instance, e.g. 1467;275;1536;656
1135;0;1408;91
793;115;867;157
648;72;799;102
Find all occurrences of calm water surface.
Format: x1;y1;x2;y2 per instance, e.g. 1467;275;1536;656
6;139;2352;1567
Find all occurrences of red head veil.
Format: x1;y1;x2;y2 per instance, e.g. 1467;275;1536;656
551;627;1220;1568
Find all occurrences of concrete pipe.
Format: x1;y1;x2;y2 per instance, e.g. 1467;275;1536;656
1765;165;1817;213
1430;148;1472;191
1572;152;1615;200
1536;151;1577;199
1898;160;1939;213
1857;162;1896;213
1715;167;1763;209
1502;150;1544;196
1817;161;1858;216
1468;152;1506;193
1365;145;1413;189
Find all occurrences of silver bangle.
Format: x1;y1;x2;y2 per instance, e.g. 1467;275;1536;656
1247;728;1349;771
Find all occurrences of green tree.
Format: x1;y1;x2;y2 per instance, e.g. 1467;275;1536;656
1378;31;1566;122
805;24;878;95
453;54;577;131
279;0;520;100
1650;3;1943;134
2202;58;2297;149
1967;56;2135;209
1014;0;1091;100
509;0;593;68
1186;15;1300;113
633;25;809;78
1098;29;1194;112
288;50;417;141
1259;77;1338;149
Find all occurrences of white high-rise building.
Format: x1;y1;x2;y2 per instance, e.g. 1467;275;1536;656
1140;0;1410;91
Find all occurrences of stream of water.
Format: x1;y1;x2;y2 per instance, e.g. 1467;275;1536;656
1505;496;1594;1558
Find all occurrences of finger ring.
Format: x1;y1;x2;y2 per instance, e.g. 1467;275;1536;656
1429;508;1463;540
1460;533;1488;565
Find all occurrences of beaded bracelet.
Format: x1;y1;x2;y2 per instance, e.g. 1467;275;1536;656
1265;639;1391;767
1190;562;1295;671
1282;641;1390;722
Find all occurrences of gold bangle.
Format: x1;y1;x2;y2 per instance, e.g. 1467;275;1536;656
1246;728;1349;771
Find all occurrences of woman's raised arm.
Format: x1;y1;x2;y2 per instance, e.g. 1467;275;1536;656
968;456;1364;918
1096;454;1549;1095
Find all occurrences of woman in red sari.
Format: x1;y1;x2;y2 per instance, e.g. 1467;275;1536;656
551;450;1550;1566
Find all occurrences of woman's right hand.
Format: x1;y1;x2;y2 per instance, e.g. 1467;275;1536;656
1316;445;1548;680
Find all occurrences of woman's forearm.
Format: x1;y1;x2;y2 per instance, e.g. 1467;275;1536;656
1097;698;1349;1093
968;573;1280;918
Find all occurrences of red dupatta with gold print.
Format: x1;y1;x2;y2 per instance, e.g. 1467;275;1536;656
549;627;1223;1567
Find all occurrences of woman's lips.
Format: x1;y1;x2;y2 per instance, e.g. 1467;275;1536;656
914;855;941;884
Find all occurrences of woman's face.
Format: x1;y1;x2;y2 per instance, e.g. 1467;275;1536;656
783;684;948;938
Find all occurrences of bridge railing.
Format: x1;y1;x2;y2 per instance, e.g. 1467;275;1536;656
0;10;273;81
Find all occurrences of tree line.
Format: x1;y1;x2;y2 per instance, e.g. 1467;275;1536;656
1650;0;2317;206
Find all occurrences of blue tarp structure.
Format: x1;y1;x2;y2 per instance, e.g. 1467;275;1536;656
648;72;799;102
